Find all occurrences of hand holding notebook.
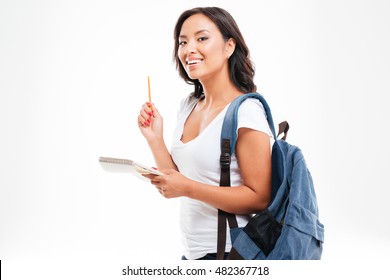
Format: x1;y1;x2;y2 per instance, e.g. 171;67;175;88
99;156;163;181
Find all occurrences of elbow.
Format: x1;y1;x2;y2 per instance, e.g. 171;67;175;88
230;185;272;215
252;196;271;213
249;191;271;213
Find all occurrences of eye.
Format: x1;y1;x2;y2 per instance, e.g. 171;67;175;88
179;41;187;46
198;36;208;42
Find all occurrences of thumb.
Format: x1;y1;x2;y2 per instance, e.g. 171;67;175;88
149;103;161;118
157;168;171;175
159;168;178;175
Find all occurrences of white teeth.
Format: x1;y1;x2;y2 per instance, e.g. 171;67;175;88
187;59;202;65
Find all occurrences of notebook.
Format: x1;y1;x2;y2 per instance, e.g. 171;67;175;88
99;157;163;181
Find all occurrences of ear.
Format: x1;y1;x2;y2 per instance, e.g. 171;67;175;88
226;38;236;59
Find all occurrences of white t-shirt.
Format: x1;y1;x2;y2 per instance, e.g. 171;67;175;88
171;94;273;260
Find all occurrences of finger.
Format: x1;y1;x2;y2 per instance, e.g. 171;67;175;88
142;173;159;180
150;177;162;185
155;185;165;195
137;115;149;127
142;103;155;118
139;107;151;122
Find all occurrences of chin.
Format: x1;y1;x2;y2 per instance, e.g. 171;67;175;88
187;70;207;81
186;72;201;80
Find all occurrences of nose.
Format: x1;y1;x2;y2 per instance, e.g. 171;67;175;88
185;40;197;54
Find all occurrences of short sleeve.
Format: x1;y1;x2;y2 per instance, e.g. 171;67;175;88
176;93;198;121
236;98;273;137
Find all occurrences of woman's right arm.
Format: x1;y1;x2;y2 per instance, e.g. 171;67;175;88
138;102;178;171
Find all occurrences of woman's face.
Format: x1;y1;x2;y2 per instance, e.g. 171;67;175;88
178;13;233;81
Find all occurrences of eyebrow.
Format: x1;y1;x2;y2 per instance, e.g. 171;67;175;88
179;29;210;39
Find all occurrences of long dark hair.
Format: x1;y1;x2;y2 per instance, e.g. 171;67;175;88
173;7;256;98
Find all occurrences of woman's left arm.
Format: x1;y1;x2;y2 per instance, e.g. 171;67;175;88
150;127;272;214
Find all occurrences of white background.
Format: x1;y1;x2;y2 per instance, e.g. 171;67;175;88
1;0;389;274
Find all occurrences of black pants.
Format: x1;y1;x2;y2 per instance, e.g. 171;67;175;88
181;253;229;260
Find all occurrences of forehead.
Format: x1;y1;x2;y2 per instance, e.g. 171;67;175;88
180;13;220;36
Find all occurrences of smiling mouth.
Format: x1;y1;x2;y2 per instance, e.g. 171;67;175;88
186;59;202;65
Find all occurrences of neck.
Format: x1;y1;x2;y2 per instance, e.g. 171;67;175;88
200;74;242;108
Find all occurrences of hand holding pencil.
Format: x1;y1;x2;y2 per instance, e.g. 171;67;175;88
137;76;163;140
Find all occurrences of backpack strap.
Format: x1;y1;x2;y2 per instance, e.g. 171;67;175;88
221;93;277;155
217;93;277;259
277;121;289;140
217;139;238;260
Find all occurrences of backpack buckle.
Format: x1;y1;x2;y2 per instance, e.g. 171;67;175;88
220;153;231;166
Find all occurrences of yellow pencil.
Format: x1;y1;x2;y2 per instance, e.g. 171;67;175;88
147;75;153;110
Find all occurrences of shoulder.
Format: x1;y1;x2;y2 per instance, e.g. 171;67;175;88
179;93;198;109
236;97;271;137
237;97;267;121
176;93;199;119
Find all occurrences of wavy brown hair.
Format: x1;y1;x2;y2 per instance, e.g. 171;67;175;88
173;7;256;98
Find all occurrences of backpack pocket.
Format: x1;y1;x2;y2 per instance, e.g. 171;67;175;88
229;203;324;260
242;209;282;256
284;202;324;242
228;209;282;260
267;202;324;259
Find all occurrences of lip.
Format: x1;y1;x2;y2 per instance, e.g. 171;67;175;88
186;58;203;65
185;58;203;71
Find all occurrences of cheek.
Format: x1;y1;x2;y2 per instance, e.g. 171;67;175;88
178;49;186;67
202;43;225;61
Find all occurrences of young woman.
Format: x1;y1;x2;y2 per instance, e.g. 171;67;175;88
137;7;273;260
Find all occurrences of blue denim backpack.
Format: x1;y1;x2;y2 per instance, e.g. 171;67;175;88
217;93;325;260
